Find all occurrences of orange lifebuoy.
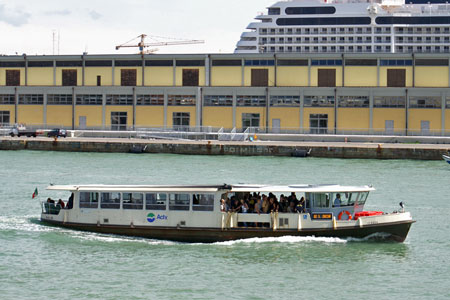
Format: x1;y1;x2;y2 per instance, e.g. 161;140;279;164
338;210;352;221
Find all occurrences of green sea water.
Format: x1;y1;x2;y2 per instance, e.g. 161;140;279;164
0;150;449;300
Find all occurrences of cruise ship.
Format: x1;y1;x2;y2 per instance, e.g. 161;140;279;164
235;0;450;54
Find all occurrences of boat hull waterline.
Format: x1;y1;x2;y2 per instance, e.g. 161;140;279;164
41;219;414;243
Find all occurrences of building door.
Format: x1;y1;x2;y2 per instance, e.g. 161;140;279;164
79;116;87;129
310;114;328;134
121;69;137;86
251;69;269;86
385;120;394;135
272;118;281;133
387;69;406;87
6;70;20;86
111;112;127;131
0;111;10;126
318;69;336;87
242;113;260;132
173;112;190;131
62;70;77;86
182;69;199;86
421;120;430;135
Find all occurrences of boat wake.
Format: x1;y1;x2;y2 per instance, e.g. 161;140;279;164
0;215;54;233
213;236;348;246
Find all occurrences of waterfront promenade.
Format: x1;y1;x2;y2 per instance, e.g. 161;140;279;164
1;136;449;160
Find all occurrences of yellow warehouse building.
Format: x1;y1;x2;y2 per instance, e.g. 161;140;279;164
1;53;450;136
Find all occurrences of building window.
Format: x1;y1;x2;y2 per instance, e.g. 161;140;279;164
387;69;406;87
251;69;269;86
236;96;266;107
137;95;164;106
121;69;137;86
310;114;328;134
97;76;101;86
47;94;73;105
0;94;15;105
244;60;275;66
19;94;44;105
106;95;133;105
168;95;196;106
100;192;120;209
409;97;441;109
0;111;10;125
5;70;20;86
80;192;99;209
169;193;190;211
76;95;102;105
62;69;77;86
270;95;300;107
122;193;144;210
192;194;215;212
182;69;199;86
318;69;336;87
111;112;128;131
242;113;260;131
338;96;369;108
304;96;335;107
173;112;190;130
203;95;233;106
374;96;406;108
446;97;450;108
145;193;167;210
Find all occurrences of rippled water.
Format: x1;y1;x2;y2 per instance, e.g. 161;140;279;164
1;151;449;299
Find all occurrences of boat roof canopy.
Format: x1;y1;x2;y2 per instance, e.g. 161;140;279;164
46;184;375;193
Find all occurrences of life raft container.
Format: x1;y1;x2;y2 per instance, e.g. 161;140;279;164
354;211;383;221
338;210;352;221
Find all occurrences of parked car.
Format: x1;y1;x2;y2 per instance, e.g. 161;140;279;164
47;128;67;138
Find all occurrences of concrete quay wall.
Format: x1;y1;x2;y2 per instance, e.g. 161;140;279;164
1;138;449;160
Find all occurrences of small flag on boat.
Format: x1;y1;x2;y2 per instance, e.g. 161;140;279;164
32;188;38;199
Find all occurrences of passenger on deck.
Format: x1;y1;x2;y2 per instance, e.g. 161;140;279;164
232;198;242;213
254;198;262;215
279;195;288;213
262;195;269;213
288;192;298;206
334;194;342;207
220;199;226;212
226;198;232;212
67;193;74;209
287;201;297;213
296;197;305;213
57;199;65;209
47;198;55;204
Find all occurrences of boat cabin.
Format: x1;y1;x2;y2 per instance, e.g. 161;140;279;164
41;184;375;231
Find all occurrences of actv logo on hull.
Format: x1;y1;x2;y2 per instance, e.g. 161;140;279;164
147;213;168;223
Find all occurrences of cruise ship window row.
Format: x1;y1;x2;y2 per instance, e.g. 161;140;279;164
259;27;377;35
264;45;376;53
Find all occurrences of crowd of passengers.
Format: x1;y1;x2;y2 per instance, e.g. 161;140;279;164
220;192;306;214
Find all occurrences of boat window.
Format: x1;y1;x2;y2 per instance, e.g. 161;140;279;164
356;192;369;206
192;194;215;212
311;193;330;208
101;192;121;209
145;193;167;210
79;192;99;209
337;193;355;207
169;193;190;211
123;193;144;210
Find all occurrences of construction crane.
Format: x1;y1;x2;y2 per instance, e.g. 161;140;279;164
115;34;204;54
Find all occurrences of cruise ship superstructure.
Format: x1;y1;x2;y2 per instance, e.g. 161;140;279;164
236;0;450;54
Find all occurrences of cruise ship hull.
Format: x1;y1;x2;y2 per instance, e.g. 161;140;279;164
40;219;414;243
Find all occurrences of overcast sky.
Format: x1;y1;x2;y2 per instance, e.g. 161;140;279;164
0;0;275;55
